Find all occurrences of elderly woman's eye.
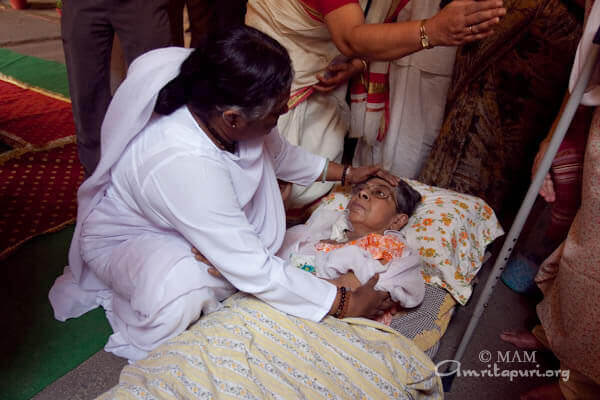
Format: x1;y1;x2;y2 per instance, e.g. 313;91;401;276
375;190;386;198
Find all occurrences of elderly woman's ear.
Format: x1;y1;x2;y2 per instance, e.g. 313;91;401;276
387;213;409;231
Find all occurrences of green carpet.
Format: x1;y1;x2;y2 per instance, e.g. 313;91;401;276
0;48;69;98
0;49;112;400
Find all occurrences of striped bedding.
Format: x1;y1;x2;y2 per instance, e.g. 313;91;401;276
98;293;442;399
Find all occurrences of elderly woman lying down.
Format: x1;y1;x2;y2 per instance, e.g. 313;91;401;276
277;177;425;324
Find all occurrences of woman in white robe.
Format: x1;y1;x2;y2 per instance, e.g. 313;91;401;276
49;26;400;361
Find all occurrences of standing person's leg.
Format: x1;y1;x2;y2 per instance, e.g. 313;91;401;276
61;0;113;176
167;0;185;46
111;0;172;67
186;0;212;48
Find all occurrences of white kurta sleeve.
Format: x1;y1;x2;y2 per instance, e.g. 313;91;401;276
265;128;326;185
140;153;337;322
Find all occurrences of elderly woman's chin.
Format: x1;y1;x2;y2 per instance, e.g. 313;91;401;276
347;204;366;224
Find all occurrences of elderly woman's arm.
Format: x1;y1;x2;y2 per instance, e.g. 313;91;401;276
325;0;505;61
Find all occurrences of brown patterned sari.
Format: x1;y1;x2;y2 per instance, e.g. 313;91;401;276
419;0;583;224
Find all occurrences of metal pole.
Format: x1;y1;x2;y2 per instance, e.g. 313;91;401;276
442;42;600;392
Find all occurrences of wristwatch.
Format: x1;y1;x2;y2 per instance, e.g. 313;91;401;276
419;20;433;49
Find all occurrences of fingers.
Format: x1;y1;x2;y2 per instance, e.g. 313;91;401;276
365;273;380;289
327;63;349;73
191;246;214;266
540;174;556;202
468;16;500;35
465;0;505;17
374;169;400;186
207;267;223;278
378;295;396;311
313;75;338;93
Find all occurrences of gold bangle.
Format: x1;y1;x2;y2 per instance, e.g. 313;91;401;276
419;19;433;49
360;58;368;72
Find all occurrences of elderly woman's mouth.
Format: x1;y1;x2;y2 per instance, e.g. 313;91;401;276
348;202;366;212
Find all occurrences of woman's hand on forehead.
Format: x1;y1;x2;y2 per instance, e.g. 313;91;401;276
348;165;400;186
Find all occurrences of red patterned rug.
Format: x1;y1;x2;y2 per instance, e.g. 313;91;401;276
0;78;84;259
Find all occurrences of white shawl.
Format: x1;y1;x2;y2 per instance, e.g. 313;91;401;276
49;48;195;320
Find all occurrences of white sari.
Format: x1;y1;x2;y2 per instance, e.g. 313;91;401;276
246;0;407;207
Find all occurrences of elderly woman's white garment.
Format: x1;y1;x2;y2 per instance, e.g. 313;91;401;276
48;47;336;360
278;208;425;308
353;0;457;178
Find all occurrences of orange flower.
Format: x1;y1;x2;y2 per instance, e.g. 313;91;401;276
423;218;433;226
424;248;436;257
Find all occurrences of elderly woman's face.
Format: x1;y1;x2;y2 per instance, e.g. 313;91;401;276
347;177;398;235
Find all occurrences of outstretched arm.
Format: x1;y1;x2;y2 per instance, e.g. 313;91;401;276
324;1;506;61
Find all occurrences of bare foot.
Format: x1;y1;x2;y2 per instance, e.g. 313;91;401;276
520;382;564;400
500;330;546;350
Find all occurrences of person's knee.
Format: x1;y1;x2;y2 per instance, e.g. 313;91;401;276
130;289;214;350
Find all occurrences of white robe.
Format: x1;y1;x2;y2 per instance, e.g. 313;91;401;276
49;47;336;360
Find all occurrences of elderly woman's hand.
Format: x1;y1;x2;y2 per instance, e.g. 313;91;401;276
192;247;223;278
347;165;400;187
427;0;506;46
277;179;293;203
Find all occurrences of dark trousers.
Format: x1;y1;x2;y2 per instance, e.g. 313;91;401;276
61;0;172;175
168;0;247;48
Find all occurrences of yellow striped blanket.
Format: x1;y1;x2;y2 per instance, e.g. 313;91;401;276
98;293;442;399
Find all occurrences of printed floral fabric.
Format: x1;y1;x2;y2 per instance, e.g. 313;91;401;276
315;233;405;264
316;180;504;305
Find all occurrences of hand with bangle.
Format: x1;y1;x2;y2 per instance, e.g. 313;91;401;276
321;160;401;188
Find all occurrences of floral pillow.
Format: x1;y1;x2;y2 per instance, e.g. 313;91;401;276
315;181;504;305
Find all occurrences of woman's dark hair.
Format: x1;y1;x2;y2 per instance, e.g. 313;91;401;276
394;180;422;216
155;25;293;120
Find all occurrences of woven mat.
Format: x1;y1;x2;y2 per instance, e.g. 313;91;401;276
0;78;83;259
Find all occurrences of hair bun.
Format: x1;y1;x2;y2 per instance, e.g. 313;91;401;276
154;74;188;115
